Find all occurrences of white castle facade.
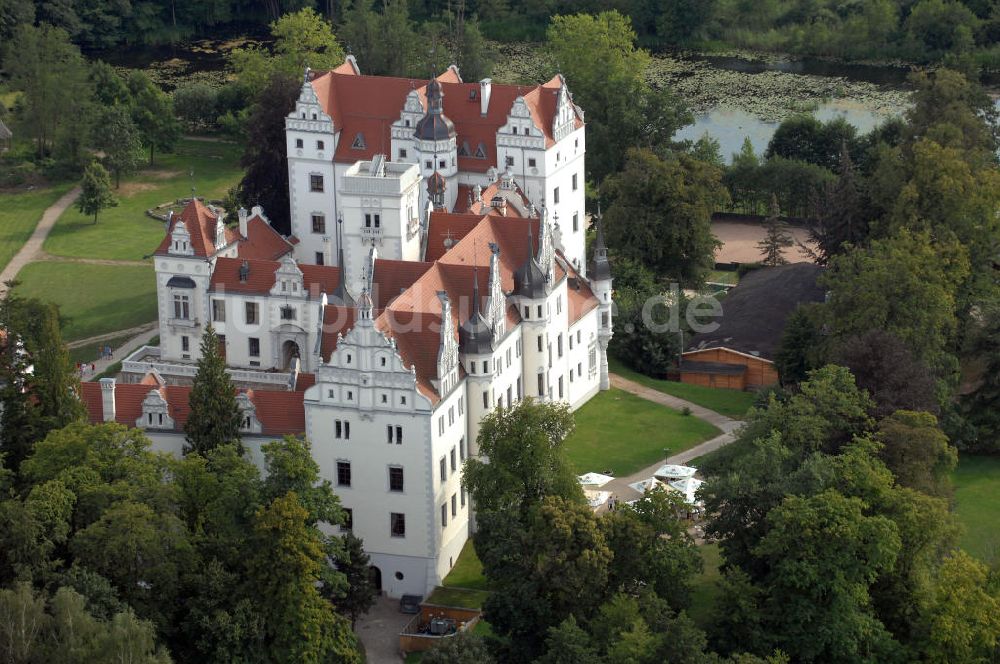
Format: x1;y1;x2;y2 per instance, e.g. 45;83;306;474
95;58;613;599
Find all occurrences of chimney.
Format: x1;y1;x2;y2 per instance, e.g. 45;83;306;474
323;236;333;267
238;207;248;238
99;378;116;422
479;78;492;117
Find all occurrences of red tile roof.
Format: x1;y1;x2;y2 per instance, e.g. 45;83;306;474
154;199;238;258
309;64;582;171
210;257;345;298
238;215;294;261
81;379;307;437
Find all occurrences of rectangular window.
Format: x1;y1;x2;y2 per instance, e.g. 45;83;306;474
553;187;560;204
438;416;444;436
317;140;325;150
451;493;457;517
517;377;522;400
573;212;579;232
537;305;543;318
537;335;543;352
315;251;324;265
344;421;350;439
295;138;303;148
558;334;563;358
365;213;371;228
335;420;342;438
391;512;405;537
507;385;512;405
450;447;456;472
440;457;447;483
387;425;394;444
336;461;351;487
572;173;578;191
557;296;562;315
505;155;514;167
211;299;225;322
461;488;466;507
523;305;529;319
528;157;536;167
374;214;381;228
559;376;564;399
245;302;258;325
173;294;190;320
181;336;189;352
448;406;455;426
458;396;464;416
389;466;404;492
460;436;466;461
482;391;488;409
396;425;402;444
310;174;324;192
441;504;448;528
249;337;260;357
399;148;407;159
342;508;353;531
538;374;545;396
280;306;296;321
312;214;326;233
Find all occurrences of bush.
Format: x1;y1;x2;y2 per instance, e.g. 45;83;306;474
173;82;220;130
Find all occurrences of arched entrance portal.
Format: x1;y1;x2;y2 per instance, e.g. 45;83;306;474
369;566;382;592
281;340;300;370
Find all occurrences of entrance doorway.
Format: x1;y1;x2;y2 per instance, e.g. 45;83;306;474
282;340;300;370
370;565;383;592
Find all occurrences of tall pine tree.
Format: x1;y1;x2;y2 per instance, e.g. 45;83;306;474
184;327;243;456
757;195;793;266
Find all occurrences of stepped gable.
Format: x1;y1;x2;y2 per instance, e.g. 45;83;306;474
309;64;582;173
238;214;294;261
154;199;238;257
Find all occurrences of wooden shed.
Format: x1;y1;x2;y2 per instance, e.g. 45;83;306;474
684;263;826;390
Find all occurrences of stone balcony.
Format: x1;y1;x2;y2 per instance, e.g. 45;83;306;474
121;345;298;390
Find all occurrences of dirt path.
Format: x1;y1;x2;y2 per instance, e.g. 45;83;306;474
0;186;81;297
597;374;743;503
81;324;160;380
67;322;158;350
36;252;149;267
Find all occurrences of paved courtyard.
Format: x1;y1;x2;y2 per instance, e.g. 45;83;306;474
356;595;411;664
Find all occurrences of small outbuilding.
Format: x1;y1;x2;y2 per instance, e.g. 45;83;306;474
682;262;826;390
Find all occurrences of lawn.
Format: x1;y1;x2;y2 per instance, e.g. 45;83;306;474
69;332;138;365
707;269;739;286
0;184;74;273
564;388;720;476
608;356;757;420
953;454;1000;564
44;138;243;261
13;262;157;342
442;541;489;591
688;542;723;629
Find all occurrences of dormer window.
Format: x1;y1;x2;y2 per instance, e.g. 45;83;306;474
458;141;470;156
352;133;366;149
475;143;487;159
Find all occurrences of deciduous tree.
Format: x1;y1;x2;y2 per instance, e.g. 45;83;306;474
92;105;143;188
128;71;180;165
77;161;118;225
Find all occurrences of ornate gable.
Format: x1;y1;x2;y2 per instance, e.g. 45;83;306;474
136;389;174;430
436;291;459;394
169;218;194;257
486;243;505;338
270;255;305;298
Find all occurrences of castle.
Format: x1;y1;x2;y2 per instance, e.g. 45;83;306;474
82;58;613;598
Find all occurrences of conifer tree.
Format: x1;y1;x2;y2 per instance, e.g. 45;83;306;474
757;195;793;266
332;532;377;628
183;327;243;456
77;161;118;225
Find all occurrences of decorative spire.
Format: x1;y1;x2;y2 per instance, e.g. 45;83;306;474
590;205;612;281
331;213;354;307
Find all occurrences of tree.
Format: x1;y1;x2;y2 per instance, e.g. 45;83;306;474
765;114;858;172
962;299;1000;452
547;11;691;182
422;631;496;664
247;492;362;664
340;0;419;77
774;305;824;386
462;398;580;517
231;8;345;95
128;71;180;165
92;105;143;188
832;329;939;418
803;144;870;264
757;195;793;266
332;532;376;628
876;410;957;498
76;161;118;224
750;490;901;662
920;550;1000;662
236;73;300;235
820;230;969;378
602;148;725;286
172;83;219;131
4;24;92;160
537;615;603;664
454;17;493;81
0;582;49;662
183;327;243;456
89;60;130;108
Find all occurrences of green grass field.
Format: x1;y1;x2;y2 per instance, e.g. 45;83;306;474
608;357;757;420
443;541;489;591
69;332;138;365
707;269;739;286
0;184;73;273
688;543;723;629
565;388;720;476
13;262;157;342
953;454;1000;564
44;138;243;261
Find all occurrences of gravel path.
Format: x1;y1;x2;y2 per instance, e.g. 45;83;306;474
0;186;81;297
597;374;743;503
81;324;160;381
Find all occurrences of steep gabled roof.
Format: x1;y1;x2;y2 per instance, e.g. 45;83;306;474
154;199;238;258
238;215;294;261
